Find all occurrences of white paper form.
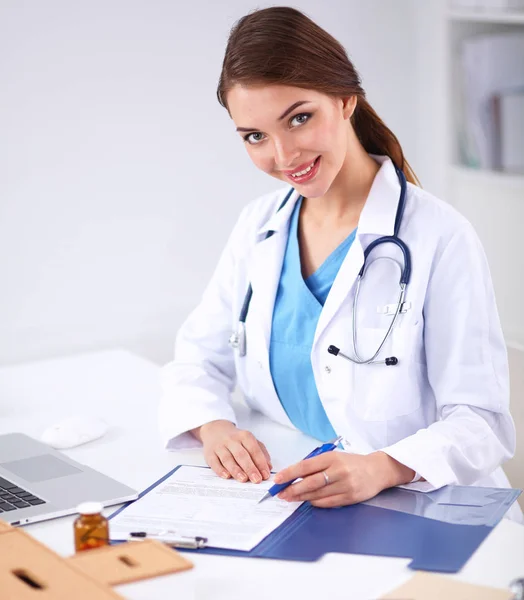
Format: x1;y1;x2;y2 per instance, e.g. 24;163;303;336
109;466;303;551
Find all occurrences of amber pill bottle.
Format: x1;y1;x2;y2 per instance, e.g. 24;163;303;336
73;501;109;552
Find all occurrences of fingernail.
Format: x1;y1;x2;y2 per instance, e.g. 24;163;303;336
221;471;229;479
274;474;282;484
237;473;247;482
261;470;269;480
251;473;261;483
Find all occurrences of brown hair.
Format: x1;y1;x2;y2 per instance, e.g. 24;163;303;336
217;6;419;186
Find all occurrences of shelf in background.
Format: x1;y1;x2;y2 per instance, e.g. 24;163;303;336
448;9;524;24
449;165;524;188
506;337;524;352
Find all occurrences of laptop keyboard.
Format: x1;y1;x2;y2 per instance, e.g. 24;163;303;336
0;476;46;512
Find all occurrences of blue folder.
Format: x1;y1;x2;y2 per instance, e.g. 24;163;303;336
108;465;521;573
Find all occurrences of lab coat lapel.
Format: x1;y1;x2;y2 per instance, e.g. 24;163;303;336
313;239;364;347
247;189;300;358
313;156;400;348
248;233;287;356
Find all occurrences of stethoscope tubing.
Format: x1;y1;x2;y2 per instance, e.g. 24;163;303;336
230;165;410;365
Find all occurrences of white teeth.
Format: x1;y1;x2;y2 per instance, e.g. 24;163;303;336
291;159;316;177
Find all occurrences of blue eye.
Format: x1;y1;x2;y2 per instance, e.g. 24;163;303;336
244;132;265;145
290;112;312;127
242;112;313;145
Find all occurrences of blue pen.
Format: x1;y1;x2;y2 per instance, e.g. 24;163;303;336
257;436;343;504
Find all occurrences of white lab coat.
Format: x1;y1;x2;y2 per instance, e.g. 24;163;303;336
159;156;522;522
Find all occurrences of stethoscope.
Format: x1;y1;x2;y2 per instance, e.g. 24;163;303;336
229;165;411;367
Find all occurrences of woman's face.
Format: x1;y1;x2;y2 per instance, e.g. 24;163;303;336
227;84;356;198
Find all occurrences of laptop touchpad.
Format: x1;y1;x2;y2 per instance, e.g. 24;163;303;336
1;454;81;482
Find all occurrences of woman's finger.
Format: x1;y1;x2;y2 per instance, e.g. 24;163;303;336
258;441;273;471
278;472;331;500
240;436;271;480
310;493;350;508
205;451;231;479
285;481;350;503
274;452;334;484
228;440;262;483
215;446;248;482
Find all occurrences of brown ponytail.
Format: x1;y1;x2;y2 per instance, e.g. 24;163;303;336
217;6;420;186
352;99;419;185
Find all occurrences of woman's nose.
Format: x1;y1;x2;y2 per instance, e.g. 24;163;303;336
272;138;300;170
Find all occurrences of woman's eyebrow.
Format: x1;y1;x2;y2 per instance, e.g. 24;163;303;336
235;100;312;132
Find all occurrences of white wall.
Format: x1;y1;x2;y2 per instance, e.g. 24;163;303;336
412;0;449;199
0;0;419;365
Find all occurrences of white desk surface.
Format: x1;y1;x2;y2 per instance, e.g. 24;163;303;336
0;349;522;600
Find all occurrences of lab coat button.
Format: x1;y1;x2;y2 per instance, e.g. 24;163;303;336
324;366;331;374
258;360;263;369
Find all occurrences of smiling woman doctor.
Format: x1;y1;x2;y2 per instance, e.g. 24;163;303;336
159;7;521;520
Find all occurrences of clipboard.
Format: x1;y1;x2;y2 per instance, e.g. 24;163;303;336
108;465;521;574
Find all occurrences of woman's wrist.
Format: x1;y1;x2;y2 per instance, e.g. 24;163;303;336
371;451;416;489
191;420;236;443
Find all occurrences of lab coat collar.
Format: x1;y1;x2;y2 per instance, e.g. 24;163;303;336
256;155;401;239
356;155;401;237
256;187;301;238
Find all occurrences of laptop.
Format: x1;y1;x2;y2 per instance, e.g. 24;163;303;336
0;432;138;526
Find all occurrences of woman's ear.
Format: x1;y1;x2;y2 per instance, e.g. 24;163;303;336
342;96;357;120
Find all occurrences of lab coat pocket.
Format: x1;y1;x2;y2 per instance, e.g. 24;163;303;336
348;326;423;421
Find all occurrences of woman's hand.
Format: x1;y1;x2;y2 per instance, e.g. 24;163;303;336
193;420;272;484
273;451;415;507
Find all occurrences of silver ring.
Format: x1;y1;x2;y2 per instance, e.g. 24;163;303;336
322;471;330;486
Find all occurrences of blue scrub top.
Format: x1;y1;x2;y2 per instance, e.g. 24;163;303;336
269;197;357;442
